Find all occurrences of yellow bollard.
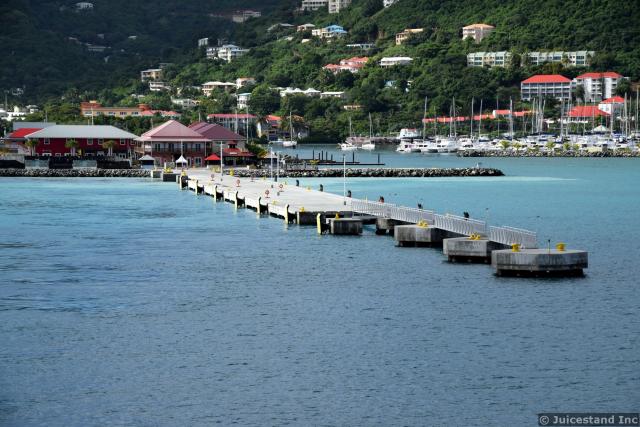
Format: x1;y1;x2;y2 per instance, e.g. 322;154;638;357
230;169;234;176
316;213;322;234
334;213;340;219
556;242;566;252
417;220;429;228
299;207;305;213
511;243;521;252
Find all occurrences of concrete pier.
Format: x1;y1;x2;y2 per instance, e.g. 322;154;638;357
443;237;508;263
492;249;588;277
329;218;363;235
394;225;452;246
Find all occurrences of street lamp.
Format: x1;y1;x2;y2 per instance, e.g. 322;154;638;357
220;142;224;182
342;154;346;205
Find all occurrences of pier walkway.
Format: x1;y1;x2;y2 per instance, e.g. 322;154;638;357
172;168;587;277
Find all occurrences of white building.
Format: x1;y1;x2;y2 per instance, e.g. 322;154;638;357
301;0;328;11
237;93;251;110
75;2;94;10
149;81;170;92
216;45;249;62
396;28;423;45
521;74;572;101
573;72;625;102
236;78;256;89
320;91;346;99
201;81;237;97
297;23;316;32
197;38;209;47
311;25;347;39
383;0;397;7
462;24;495;43
232;10;261;23
328;0;351;14
205;47;218;59
526;51;594;67
141;68;162;82
380;57;413;67
172;98;199;109
467;51;511;67
279;87;321;97
598;96;625;117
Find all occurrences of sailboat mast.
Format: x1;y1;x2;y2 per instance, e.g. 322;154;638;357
470;97;474;139
422;96;427;139
478;99;483;138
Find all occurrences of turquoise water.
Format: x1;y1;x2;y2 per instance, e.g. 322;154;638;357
1;155;639;426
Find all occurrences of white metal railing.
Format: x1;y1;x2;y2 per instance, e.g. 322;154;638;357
489;226;538;248
351;199;434;224
434;213;487;236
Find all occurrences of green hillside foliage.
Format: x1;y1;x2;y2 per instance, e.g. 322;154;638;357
4;0;639;139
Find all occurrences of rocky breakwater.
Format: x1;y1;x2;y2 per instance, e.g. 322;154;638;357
0;169;150;178
459;150;640;158
230;167;504;178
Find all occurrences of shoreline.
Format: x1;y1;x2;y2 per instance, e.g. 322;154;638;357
0;167;504;178
458;150;640;158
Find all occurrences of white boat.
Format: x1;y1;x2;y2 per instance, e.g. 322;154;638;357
282;112;297;147
396;139;415;153
340;142;358;151
398;128;420;139
361;113;375;150
436;137;459;153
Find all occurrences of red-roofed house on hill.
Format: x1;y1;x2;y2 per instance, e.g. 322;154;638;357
135;120;209;167
521;74;572;101
323;57;369;74
566;105;609;123
598;96;625;117
572;72;626;102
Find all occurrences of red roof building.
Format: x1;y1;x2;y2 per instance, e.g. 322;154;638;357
189;121;246;151
135;120;210;167
323;56;369;74
521;74;572;101
567;105;609;122
7;128;42;139
573;72;626;103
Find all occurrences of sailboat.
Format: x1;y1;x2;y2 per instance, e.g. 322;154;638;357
340;117;358;151
282;112;297;147
361;113;375;150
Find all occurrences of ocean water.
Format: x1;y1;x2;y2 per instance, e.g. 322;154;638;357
1;154;639;426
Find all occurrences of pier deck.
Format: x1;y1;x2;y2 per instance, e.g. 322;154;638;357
173;168;587;278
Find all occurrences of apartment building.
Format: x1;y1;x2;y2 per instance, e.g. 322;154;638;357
328;0;351;14
527;51;594;67
573;72;625;102
301;0;328;11
521;74;572;101
467;51;511;67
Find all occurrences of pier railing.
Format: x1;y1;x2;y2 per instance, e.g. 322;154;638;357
434;213;487;236
489;226;538;248
352;199;434;223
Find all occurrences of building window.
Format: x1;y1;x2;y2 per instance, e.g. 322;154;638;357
55;153;61;157
154;144;160;152
87;139;93;145
120;112;126;116
120;139;126;145
44;138;50;145
42;151;51;156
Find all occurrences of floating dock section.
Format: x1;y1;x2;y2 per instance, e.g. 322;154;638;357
155;169;588;278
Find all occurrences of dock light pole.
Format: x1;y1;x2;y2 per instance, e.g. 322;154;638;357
276;151;280;182
220;143;224;182
342;154;346;205
270;148;274;180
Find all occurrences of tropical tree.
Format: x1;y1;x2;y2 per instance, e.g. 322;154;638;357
545;141;556;153
24;139;38;155
65;139;79;156
499;140;510;150
102;140;116;156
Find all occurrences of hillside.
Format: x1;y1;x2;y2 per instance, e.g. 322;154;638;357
0;0;286;100
4;0;639;139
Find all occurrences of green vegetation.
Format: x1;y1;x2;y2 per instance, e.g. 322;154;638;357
4;0;639;140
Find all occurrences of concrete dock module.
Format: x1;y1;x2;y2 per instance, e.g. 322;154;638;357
443;237;508;263
492;249;588;277
394;225;452;246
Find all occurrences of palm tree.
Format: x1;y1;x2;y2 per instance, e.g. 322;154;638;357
65;139;79;156
545;141;556;153
499;140;511;150
24;139;38;155
102;140;116;156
